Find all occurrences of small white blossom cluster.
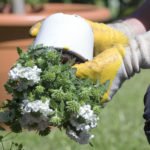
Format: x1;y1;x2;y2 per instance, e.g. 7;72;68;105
67;104;99;144
9;64;41;84
78;104;99;130
20;99;53;131
70;104;99;132
21;99;53;117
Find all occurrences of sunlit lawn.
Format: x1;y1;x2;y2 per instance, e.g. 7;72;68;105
1;70;150;150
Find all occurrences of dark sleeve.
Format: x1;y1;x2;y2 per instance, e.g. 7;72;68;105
143;85;150;144
143;86;150;120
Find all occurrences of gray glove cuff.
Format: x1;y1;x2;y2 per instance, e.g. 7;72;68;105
122;31;150;79
109;31;150;99
109;19;146;38
109;22;135;38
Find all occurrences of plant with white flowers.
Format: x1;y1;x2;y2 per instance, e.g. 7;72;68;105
0;45;109;145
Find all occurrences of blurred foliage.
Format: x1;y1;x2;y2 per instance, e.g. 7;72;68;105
50;0;144;19
0;0;145;19
0;0;49;5
103;0;144;19
26;0;49;5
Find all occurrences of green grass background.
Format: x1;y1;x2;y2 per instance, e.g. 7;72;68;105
1;69;150;150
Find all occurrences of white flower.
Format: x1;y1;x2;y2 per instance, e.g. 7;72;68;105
79;105;93;120
70;118;90;131
66;129;94;144
68;104;99;144
21;99;53;117
79;105;99;128
70;104;99;132
20;99;53;131
9;64;42;84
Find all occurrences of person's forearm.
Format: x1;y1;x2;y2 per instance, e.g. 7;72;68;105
122;0;150;34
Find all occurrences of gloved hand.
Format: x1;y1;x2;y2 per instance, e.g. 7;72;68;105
143;86;150;144
31;13;149;103
74;31;150;102
72;18;146;102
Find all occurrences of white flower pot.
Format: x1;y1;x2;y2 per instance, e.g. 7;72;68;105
34;13;94;60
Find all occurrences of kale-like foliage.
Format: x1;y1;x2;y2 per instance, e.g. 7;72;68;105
1;45;109;145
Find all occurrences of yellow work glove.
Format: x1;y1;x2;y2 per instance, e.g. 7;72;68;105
74;31;150;103
30;21;43;37
86;20;128;55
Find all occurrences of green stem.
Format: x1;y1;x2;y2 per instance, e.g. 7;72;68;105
1;141;5;150
3;134;18;142
3;132;12;138
9;142;13;150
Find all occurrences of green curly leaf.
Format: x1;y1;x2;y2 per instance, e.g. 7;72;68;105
50;115;62;126
66;101;80;113
17;47;23;56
